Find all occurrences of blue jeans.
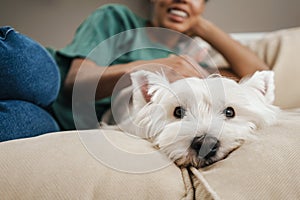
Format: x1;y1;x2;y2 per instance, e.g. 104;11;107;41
0;26;60;142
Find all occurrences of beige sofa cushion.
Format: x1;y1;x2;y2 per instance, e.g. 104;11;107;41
211;27;300;109
247;27;300;109
0;130;192;200
191;112;300;199
1;112;299;200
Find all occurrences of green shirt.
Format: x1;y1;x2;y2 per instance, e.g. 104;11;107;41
48;4;173;130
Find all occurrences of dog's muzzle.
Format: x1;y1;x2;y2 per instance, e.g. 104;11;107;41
191;135;220;159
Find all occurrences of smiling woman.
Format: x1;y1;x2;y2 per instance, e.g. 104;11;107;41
1;0;269;141
48;0;269;131
150;0;207;35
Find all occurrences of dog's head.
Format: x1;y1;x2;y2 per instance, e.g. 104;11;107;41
127;70;279;168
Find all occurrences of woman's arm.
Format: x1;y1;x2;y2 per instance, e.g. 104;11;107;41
64;55;208;100
192;17;269;78
64;58;136;100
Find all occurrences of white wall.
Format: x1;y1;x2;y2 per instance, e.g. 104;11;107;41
0;0;149;48
1;0;299;48
204;0;300;33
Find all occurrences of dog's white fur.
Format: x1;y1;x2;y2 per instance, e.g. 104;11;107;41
102;70;280;168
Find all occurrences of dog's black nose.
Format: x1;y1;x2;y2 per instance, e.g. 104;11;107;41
191;135;220;159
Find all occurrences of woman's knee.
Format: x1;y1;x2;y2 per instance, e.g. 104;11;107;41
0;26;60;107
0;100;60;142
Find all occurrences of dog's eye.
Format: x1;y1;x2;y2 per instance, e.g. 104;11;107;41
223;107;235;118
173;106;186;119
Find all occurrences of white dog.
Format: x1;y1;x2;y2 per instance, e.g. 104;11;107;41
102;70;279;168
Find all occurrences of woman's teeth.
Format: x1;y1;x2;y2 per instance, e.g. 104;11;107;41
169;9;188;18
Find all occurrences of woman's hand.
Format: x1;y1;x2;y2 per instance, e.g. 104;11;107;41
132;54;209;81
187;16;269;78
186;15;211;38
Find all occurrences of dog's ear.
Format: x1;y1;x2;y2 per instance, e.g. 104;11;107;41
240;70;275;104
130;70;170;105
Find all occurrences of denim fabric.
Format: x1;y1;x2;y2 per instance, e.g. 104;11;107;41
0;100;60;141
0;26;60;106
0;26;60;142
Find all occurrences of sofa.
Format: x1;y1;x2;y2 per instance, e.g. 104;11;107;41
1;27;300;200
